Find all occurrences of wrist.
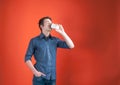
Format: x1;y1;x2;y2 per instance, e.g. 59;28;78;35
60;31;65;35
60;31;67;37
33;69;38;75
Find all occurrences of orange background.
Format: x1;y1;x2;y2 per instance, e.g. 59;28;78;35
0;0;120;85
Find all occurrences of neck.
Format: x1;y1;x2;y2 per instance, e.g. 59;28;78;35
42;31;50;37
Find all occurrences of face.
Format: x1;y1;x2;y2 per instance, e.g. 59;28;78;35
41;19;52;32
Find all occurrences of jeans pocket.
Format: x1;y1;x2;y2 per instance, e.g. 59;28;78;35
33;75;43;81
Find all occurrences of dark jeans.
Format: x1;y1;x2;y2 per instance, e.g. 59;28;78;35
33;76;56;85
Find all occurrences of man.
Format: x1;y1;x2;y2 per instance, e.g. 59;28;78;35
25;16;74;85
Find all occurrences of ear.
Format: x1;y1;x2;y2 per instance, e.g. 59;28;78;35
40;25;43;29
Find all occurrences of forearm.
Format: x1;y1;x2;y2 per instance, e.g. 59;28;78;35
60;32;74;48
54;24;74;48
25;60;46;77
25;60;37;74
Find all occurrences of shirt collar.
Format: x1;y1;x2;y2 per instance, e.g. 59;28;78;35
39;32;52;39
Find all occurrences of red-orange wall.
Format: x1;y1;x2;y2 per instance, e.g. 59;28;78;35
0;0;120;85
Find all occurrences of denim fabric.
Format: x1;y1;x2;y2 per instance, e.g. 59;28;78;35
33;76;56;85
25;33;69;80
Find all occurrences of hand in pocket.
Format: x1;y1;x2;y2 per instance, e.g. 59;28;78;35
34;71;46;77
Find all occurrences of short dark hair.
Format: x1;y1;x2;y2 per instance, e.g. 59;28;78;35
38;16;52;31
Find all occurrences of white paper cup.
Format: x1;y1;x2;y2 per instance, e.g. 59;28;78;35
51;24;59;29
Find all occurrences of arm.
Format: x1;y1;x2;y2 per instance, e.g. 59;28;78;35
25;60;46;77
25;39;45;77
55;25;74;48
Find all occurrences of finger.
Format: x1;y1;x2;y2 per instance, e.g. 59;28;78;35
41;73;46;76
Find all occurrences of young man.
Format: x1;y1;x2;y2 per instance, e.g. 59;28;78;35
25;16;74;85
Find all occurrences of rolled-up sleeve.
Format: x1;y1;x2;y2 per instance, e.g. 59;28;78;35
25;39;35;62
56;38;70;49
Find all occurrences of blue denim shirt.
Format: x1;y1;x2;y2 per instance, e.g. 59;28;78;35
25;33;70;80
